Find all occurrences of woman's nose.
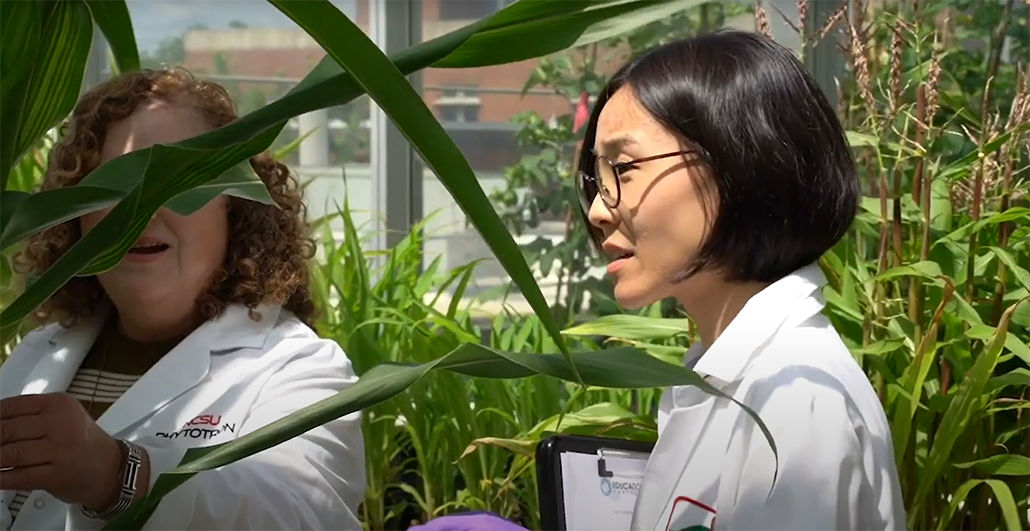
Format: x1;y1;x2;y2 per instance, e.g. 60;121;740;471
587;193;616;229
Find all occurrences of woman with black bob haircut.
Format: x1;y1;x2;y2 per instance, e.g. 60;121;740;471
410;30;906;531
574;29;905;530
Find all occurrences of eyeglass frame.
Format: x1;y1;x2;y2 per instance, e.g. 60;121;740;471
576;150;693;212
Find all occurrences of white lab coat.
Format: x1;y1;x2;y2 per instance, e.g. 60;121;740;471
629;263;907;531
0;303;366;531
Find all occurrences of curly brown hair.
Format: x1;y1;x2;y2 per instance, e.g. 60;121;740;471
14;67;318;329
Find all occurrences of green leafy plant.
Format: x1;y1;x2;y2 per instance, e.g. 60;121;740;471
826;0;1030;525
309;201;665;527
0;1;778;529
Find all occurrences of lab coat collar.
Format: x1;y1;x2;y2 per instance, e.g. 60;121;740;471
690;263;828;385
18;302;282;437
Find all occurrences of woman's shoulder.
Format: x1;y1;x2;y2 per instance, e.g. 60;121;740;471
0;321;85;396
2;321;70;368
218;303;354;373
742;321;890;439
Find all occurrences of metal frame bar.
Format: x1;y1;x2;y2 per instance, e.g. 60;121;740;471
196;73;557;97
369;0;423;254
765;0;845;103
804;0;847;104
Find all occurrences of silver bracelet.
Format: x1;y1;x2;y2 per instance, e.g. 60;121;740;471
81;440;143;520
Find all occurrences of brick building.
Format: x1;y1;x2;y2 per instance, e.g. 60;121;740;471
180;0;609;171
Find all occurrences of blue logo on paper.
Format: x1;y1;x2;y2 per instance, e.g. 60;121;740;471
599;478;641;498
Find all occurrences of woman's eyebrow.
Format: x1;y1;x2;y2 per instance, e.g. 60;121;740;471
596;133;640;155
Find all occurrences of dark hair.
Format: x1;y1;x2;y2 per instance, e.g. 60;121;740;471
577;30;859;283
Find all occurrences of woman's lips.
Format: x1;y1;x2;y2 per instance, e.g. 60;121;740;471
607;255;633;275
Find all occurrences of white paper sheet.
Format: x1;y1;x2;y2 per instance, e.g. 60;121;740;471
559;451;650;530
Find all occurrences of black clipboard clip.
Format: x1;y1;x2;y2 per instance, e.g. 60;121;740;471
597;449;614;478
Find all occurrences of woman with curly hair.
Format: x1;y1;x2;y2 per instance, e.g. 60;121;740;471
0;68;365;530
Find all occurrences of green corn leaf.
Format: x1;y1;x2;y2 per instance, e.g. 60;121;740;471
105;345;776;530
0;1;41;184
436;0;709;68
0;187;122;251
12;0;93;180
76;132;280;276
989;368;1030;392
1;0;686;249
0;0;41;101
891;317;941;465
84;0;140;73
952;454;1030;477
934;207;1030;248
0;162;270;253
987;246;1030;293
873;261;943;282
935;479;1022;531
911;297;1028;525
157;163;274;215
0;129;279;344
459;402;657;460
268;0;572;365
0;180;141;345
936;123;1030;182
563;314;692;341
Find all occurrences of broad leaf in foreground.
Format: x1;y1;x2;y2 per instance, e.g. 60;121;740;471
104;345;777;530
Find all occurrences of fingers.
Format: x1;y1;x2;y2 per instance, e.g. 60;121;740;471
0;463;57;492
0;416;48;445
1;439;55;469
0;394;50;419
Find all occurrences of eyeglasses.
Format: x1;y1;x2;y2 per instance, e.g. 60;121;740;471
575;150;692;213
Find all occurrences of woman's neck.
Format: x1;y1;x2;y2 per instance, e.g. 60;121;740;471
676;273;770;351
113;305;199;343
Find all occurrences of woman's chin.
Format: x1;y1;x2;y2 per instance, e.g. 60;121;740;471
613;283;660;311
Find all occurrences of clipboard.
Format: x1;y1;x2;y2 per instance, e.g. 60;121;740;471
536;435;654;531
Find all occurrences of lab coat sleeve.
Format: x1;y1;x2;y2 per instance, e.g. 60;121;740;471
715;366;880;530
101;338;363;530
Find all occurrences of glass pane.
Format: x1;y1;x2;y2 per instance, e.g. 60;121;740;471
418;0;613;317
124;0;373;245
418;1;759;319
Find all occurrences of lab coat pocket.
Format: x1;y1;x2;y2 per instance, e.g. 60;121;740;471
666;496;718;531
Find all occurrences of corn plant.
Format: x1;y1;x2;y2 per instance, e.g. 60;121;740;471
818;0;1030;527
311;201;661;527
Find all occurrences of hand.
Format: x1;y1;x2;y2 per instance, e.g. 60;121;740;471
408;512;531;531
0;393;124;512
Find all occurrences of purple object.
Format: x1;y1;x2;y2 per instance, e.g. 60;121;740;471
407;512;531;531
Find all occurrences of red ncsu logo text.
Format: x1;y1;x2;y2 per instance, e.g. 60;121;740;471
185;413;223;427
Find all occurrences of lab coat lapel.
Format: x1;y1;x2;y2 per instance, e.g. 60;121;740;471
631;263;830;531
631;385;722;531
95;323;213;437
94;303;276;437
691;263;825;384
